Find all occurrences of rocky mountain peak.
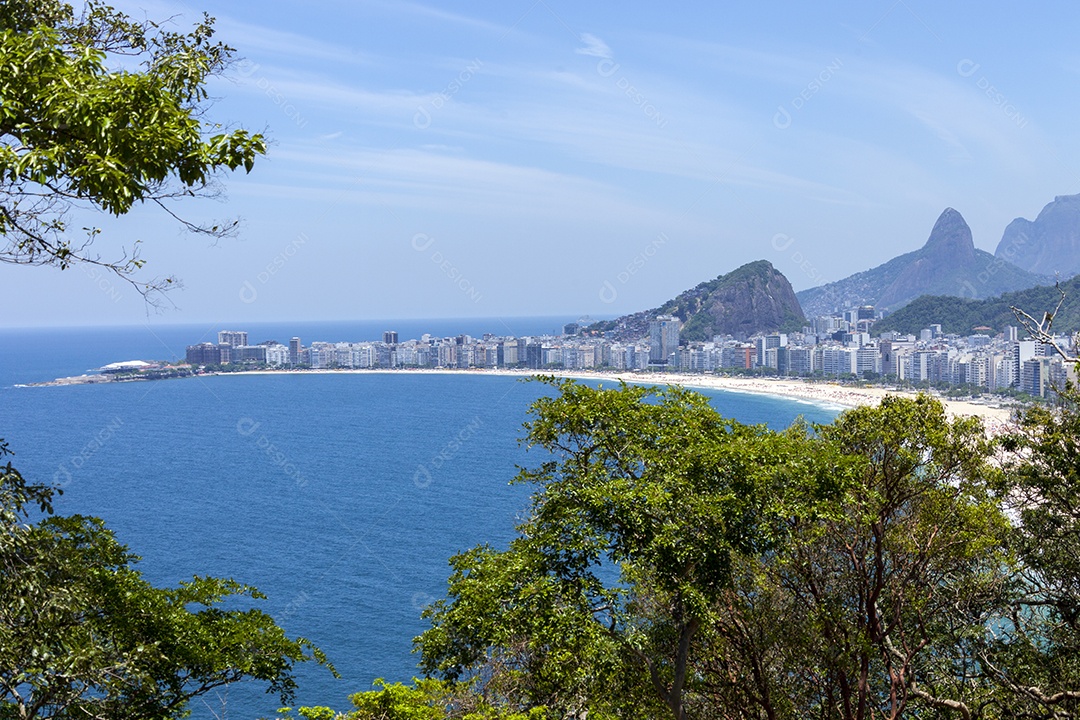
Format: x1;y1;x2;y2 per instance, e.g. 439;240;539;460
995;194;1080;276
921;207;976;263
797;207;1046;316
592;260;805;342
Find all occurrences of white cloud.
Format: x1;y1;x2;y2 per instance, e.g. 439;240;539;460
358;0;510;35
575;33;613;60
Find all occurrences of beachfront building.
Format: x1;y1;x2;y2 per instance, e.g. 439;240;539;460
218;330;248;348
265;343;289;367
188;316;1073;400
649;315;681;366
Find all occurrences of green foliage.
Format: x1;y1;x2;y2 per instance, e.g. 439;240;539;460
0;440;330;720
276;679;552;720
410;379;1080;719
873;275;1080;336
348;679;447;720
733;396;1010;718
591;260;805;342
0;0;266;297
417;378;835;720
660;261;805;340
987;374;1080;716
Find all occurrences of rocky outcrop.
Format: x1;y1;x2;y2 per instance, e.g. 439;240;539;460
995;194;1080;277
798;208;1047;317
593;260;805;342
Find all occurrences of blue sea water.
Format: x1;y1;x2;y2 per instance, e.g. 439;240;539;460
0;321;839;718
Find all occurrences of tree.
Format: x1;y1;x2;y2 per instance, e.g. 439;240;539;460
0;5;318;717
0;440;330;719
989;376;1080;716
415;383;1047;719
697;396;1011;719
416;378;836;720
0;0;266;300
275;678;552;720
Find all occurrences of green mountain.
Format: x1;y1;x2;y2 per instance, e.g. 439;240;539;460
797;208;1049;317
872;276;1080;336
592;260;805;342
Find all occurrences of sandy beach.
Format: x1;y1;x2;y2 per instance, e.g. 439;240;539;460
30;364;1018;431
228;366;1018;431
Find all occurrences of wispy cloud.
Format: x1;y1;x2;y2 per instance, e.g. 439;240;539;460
214;16;375;67
112;0;377;68
575;33;612;59
235;143;678;226
360;0;510;34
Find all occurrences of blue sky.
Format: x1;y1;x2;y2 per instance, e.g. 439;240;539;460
5;0;1080;327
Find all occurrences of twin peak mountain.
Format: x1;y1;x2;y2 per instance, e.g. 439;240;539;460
598;203;1067;341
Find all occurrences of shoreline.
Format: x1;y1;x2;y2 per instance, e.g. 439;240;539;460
207;367;1020;427
25;366;1018;429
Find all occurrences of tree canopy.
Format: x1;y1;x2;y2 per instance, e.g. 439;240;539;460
0;440;330;720
0;8;314;716
394;378;1080;720
0;0;266;299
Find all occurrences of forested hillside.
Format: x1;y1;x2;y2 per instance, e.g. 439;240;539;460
873;276;1080;336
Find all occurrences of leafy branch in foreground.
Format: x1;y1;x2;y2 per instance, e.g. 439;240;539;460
401;379;1080;719
0;0;266;303
416;378;836;720
0;439;332;720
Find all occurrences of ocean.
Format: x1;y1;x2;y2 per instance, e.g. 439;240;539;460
0;320;839;718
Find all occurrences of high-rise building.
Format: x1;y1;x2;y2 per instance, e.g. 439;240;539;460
649;315;681;365
1007;341;1036;387
753;334;787;367
878;340;892;376
232;345;267;363
788;346;814;376
775;346;789;375
185;343;221;365
964;356;991;389
217;330;248;348
265;344;289;366
856;346;880;377
721;345;754;369
289;337;302;365
526;343;544;369
383;330;398;345
814;316;842;335
821;347;856;376
1021;357;1051;397
907;351;939;382
499;341;519;366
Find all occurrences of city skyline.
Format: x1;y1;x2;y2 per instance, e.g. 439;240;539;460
159;311;1075;401
4;1;1080;327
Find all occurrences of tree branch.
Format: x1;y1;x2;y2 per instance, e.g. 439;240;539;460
1011;283;1078;363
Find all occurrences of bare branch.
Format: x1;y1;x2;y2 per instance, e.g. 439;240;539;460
1011;282;1078;363
907;684;972;720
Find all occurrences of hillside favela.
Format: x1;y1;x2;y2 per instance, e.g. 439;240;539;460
11;3;1080;720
